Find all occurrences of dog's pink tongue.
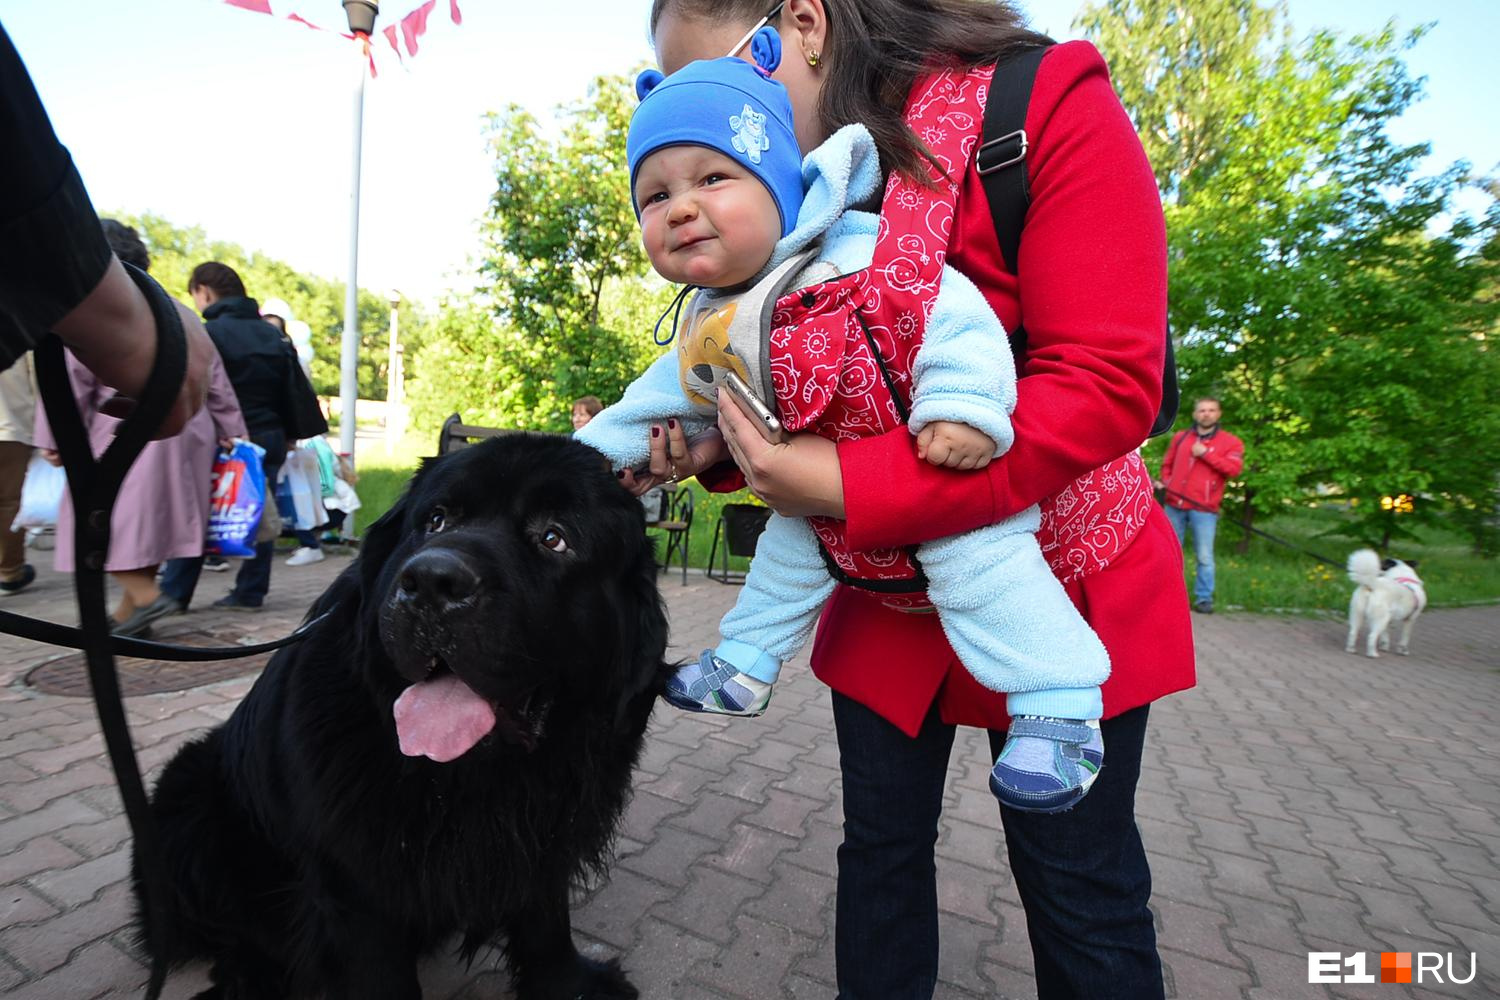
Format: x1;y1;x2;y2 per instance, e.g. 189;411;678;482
393;674;496;762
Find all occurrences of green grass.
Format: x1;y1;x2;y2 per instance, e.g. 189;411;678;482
345;433;434;537
341;443;1500;612
1197;505;1500;615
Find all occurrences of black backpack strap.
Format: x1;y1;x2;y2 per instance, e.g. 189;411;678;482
977;45;1050;276
1151;339;1181;437
977;44;1181;438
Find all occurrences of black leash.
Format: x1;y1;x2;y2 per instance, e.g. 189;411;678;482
19;263;321;999
1159;485;1344;568
0;606;330;659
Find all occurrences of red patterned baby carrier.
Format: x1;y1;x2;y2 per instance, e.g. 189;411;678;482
768;63;1157;607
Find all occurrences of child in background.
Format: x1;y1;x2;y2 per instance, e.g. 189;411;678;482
577;30;1110;812
305;435;360;544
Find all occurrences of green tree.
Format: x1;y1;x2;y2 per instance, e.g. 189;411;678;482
1085;1;1500;551
1076;0;1277;201
466;72;665;431
404;298;519;432
113;212;411;401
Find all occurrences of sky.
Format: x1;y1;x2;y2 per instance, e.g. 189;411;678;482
3;0;1497;308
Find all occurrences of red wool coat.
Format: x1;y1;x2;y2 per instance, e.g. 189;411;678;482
723;41;1198;737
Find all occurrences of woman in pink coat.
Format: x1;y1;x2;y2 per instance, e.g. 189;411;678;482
34;221;247;636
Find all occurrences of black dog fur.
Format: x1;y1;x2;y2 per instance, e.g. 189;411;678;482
134;434;671;999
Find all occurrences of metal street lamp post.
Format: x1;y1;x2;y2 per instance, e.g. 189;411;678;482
385;290;405;454
342;0;378;34
338;1;378;459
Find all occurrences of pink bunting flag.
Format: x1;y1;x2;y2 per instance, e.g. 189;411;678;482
383;24;405;65
400;0;436;57
220;0;460;73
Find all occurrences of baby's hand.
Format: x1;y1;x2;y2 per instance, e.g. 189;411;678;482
917;421;995;470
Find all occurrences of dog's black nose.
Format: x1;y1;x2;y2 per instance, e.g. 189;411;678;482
396;548;480;612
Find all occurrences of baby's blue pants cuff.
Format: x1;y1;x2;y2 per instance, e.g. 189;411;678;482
1006;686;1103;720
714;639;782;684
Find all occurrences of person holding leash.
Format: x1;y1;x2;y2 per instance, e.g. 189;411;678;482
32;222;247;638
1156;396;1245;614
629;1;1195;997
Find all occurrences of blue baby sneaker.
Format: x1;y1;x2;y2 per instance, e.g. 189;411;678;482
662;650;772;716
989;716;1103;814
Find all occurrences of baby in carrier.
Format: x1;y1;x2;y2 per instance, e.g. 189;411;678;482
579;29;1110;813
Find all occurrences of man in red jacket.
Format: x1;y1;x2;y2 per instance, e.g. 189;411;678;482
1156;397;1245;613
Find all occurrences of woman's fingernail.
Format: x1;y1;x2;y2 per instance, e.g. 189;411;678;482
616;470;625;479
667;418;677;430
652;426;661;438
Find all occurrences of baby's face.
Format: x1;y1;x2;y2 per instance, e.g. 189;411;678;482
635;145;782;288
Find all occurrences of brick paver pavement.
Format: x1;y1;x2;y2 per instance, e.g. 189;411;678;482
1;551;1495;998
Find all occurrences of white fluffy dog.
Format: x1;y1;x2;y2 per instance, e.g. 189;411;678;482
1345;548;1426;658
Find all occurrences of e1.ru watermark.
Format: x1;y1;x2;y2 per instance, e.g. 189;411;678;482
1308;951;1477;985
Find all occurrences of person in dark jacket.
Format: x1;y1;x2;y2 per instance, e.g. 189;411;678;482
158;263;299;611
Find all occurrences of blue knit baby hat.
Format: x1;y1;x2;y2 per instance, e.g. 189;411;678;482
627;27;803;237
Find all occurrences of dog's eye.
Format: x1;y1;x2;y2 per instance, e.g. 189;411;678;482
540;527;569;553
426;507;447;533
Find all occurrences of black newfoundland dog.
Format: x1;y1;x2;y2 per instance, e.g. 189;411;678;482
135;434;670;999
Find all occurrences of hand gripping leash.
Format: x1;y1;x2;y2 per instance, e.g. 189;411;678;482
31;262;181;999
9;264;324;999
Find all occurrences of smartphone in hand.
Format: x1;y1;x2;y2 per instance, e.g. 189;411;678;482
720;371;788;444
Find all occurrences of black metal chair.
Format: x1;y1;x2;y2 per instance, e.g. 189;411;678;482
654;485;694;585
707;503;772;584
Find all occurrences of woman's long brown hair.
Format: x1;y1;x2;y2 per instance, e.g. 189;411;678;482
649;0;1053;180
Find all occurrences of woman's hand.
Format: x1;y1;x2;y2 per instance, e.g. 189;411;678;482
39;448;61;467
616;421;730;496
718;391;845;519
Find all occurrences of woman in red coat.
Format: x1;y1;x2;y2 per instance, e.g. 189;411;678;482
634;2;1195;996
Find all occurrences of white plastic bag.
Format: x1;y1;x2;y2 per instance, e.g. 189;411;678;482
275;449;326;531
11;453;65;531
324;476;361;515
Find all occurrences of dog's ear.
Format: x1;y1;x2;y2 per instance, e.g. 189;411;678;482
357;494;411;597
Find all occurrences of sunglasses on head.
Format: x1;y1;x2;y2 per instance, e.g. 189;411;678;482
724;0;787;58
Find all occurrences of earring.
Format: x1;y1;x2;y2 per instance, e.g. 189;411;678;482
806;48;820;67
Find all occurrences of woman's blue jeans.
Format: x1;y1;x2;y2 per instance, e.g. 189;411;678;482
831;694;1163;1000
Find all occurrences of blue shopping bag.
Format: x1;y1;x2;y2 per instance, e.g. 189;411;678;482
206;441;266;558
